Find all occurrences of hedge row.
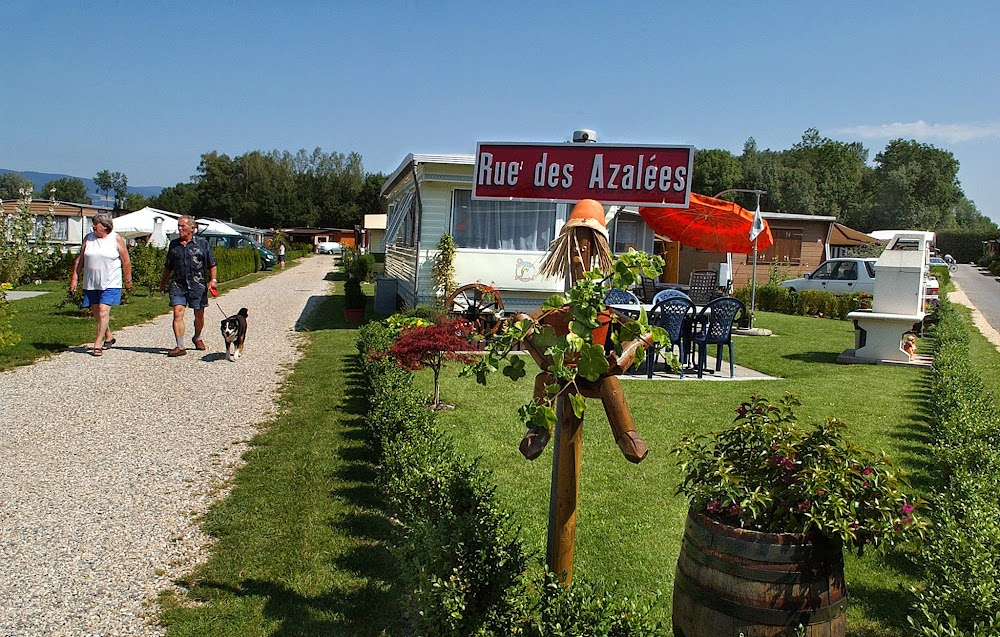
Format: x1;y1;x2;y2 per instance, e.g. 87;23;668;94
355;318;663;636
733;283;869;320
909;298;1000;635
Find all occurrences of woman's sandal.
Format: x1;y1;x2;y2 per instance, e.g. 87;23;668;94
91;348;103;357
103;338;116;350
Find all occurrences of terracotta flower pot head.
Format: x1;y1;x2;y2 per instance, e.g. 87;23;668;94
564;199;609;240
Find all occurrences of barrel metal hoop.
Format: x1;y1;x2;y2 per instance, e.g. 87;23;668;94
686;514;840;564
674;569;849;626
681;536;842;584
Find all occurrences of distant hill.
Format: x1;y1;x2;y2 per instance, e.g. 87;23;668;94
0;168;164;204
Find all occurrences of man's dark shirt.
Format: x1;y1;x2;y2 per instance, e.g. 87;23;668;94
165;236;217;296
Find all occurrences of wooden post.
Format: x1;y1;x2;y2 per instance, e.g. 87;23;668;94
547;392;583;584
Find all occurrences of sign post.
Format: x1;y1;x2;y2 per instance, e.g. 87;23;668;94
476;139;695;584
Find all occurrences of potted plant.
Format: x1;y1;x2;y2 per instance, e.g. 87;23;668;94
343;278;366;322
342;246;373;323
672;393;928;637
463;248;672;449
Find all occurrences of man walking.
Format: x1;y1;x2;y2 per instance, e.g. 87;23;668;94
159;216;218;357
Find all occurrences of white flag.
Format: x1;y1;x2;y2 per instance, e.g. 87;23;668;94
749;205;765;243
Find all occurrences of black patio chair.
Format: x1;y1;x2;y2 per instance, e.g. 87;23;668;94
647;296;696;379
639;276;658;304
690;296;746;379
687;269;720;305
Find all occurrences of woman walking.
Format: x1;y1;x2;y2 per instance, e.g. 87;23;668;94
69;213;133;356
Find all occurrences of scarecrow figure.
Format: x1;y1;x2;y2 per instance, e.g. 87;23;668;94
520;199;654;583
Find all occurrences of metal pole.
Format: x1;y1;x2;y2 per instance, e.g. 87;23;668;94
750;190;762;329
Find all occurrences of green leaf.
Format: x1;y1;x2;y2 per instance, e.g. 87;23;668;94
543;294;567;309
532;405;557;430
502;356;526;381
577;343;610;381
569;393;587;418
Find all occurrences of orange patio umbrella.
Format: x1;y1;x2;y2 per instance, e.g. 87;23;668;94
638;193;774;254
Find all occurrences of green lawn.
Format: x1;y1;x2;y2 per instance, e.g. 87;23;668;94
1;270;274;371
10;272;984;636
429;310;938;636
160;285;402;636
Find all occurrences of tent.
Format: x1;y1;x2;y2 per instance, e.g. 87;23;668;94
195;217;241;236
112;207;181;243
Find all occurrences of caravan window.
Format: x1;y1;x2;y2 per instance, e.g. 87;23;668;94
613;216;640;253
31;216;68;241
451;190;555;251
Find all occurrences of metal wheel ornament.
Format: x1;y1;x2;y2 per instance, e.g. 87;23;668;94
445;283;505;336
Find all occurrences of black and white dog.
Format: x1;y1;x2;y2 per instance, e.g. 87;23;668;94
220;308;249;362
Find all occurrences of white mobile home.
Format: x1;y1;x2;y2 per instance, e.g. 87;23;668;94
382;153;581;312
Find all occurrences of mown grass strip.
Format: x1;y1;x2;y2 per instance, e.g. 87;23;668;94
160;288;400;637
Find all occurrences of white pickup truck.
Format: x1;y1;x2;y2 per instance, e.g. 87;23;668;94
781;257;939;297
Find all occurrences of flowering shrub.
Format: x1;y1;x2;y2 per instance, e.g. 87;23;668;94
0;187;58;285
674;393;927;555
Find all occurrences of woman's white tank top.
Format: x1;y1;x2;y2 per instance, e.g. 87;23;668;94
82;232;123;290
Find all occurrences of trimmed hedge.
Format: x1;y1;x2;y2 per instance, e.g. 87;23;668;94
908;298;1000;635
733;283;868;320
355;319;663;636
214;246;259;281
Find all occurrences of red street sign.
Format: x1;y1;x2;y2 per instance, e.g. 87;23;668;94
473;142;694;207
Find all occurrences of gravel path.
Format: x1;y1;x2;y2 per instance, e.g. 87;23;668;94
0;255;337;636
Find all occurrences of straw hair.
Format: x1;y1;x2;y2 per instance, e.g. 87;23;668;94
538;222;614;280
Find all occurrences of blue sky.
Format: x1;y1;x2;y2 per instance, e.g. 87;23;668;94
4;1;999;222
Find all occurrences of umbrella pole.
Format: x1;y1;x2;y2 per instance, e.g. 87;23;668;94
750;239;758;329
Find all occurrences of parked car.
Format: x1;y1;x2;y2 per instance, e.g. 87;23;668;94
316;241;342;255
781;258;879;295
929;256;948;268
202;233;278;270
781;257;939;299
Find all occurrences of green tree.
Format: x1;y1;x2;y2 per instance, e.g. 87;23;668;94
360;172;387;216
149;182;198;214
94;170;114;206
692;149;743;199
0;173;33;200
41;177;92;204
123;192;147;211
94;170;128;209
951;196;999;233
786;128;871;224
868;139;962;230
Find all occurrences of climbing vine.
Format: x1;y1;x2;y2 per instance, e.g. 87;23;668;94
431;233;457;308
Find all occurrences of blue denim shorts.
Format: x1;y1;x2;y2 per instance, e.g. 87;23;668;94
168;288;209;310
82;288;122;307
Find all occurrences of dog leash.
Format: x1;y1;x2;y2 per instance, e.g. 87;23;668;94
215;302;230;319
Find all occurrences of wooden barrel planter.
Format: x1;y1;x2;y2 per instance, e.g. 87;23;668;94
673;510;847;637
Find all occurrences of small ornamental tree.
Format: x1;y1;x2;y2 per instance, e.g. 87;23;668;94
389;318;478;409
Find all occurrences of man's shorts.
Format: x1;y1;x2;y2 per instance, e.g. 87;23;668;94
82;288;122;307
169;288;209;310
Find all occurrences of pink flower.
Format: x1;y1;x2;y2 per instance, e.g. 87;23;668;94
862;467;873;476
729;505;741;517
798;500;811;511
902;503;915;515
902;516;912;524
706;500;718;512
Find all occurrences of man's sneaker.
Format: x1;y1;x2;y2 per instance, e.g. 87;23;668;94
167;347;187;357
